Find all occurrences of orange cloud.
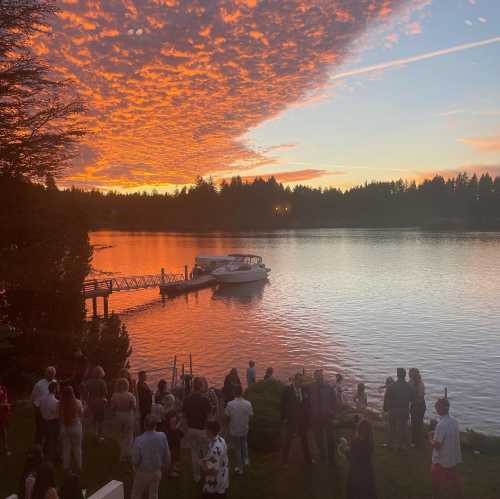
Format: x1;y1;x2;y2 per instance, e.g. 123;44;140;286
37;0;409;189
459;136;500;153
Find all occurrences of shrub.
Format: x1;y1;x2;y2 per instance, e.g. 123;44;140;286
246;378;286;452
81;314;132;380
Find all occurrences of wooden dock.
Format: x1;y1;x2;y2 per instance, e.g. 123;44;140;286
83;269;217;317
159;275;217;297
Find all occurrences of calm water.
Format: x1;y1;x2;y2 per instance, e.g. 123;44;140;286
88;230;500;434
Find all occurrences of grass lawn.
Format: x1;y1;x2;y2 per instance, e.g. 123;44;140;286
1;395;500;498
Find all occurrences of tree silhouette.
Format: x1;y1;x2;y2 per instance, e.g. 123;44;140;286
0;0;85;180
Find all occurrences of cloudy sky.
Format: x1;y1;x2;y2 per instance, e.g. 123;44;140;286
38;0;500;191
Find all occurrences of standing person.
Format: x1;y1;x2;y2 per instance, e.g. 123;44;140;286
111;377;137;463
137;371;153;434
131;414;170;499
222;368;242;406
182;376;211;483
31;367;57;444
31;460;59;499
164;409;184;478
354;383;368;411
335;374;344;407
309;369;336;465
39;381;60;463
82;366;108;441
380;377;394;447
225;385;254;474
200;420;229;499
409;368;426;448
117;368;136;396
383;368;415;450
0;378;11;456
263;367;274;381
246;361;256;387
59;386;83;472
281;373;312;465
430;398;463;499
346;420;377;499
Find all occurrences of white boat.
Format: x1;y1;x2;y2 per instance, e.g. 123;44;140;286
211;254;270;284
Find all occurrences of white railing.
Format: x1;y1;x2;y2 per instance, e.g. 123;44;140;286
5;480;124;499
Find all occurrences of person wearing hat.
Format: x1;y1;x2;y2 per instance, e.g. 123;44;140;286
383;368;415;450
430;398;463;499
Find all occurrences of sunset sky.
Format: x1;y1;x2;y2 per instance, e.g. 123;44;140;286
39;0;500;192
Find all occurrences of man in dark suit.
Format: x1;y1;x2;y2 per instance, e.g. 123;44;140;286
281;372;312;465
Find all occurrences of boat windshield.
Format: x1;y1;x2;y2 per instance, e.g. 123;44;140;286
195;255;236;270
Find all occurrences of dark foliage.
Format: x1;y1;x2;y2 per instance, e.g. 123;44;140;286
81;314;132;381
0;0;85;180
68;173;500;230
0;177;91;333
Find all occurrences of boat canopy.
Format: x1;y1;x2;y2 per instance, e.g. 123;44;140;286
228;254;263;264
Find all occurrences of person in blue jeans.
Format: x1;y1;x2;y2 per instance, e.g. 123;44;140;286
224;385;254;475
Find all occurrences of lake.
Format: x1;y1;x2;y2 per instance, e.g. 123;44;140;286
88;229;500;434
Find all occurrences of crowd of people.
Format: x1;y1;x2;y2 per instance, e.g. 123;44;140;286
0;361;464;499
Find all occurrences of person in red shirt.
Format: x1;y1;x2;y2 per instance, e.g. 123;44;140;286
0;379;12;456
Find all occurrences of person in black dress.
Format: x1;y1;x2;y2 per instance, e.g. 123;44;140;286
346;419;377;499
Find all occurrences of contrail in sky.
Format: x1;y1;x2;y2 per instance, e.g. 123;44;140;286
330;36;500;80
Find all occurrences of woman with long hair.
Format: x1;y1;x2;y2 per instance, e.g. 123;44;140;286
409;368;426;448
31;461;58;499
59;385;83;472
111;377;137;462
346;419;377;499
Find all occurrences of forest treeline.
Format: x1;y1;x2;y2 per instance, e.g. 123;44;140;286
65;173;500;230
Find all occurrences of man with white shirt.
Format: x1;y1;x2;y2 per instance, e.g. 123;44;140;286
39;381;60;462
225;384;253;474
430;398;463;499
31;366;56;444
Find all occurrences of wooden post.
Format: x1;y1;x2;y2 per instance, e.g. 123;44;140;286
92;297;98;318
189;353;193;376
161;268;165;285
103;295;109;319
184;265;188;281
171;356;177;390
444;387;448;399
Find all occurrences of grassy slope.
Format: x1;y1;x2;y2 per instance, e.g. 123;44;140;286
1;388;499;499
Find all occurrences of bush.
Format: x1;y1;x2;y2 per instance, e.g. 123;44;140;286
246;378;286;452
81;314;132;380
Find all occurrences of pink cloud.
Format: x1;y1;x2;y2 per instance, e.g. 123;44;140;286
459;136;500;153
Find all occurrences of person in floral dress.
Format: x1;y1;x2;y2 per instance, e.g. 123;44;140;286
201;420;229;499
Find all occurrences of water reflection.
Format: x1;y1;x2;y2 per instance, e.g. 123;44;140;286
88;229;500;434
212;281;268;304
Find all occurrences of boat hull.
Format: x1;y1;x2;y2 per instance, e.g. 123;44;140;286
213;269;269;284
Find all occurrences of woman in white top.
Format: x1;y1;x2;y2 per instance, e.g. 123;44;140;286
111;377;137;461
59;386;83;472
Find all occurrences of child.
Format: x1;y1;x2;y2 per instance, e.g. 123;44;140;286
354;383;368;411
346;420;377;499
380;377;394;447
165;409;184;478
